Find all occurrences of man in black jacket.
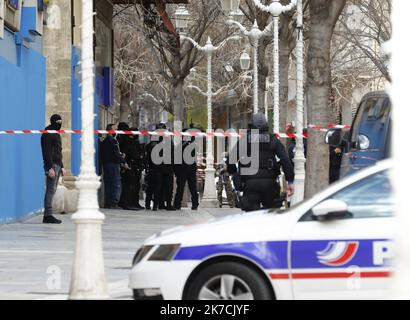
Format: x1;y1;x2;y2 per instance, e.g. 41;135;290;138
173;128;199;210
146;123;176;211
101;124;127;209
117;122;143;211
228;113;295;212
41;114;65;224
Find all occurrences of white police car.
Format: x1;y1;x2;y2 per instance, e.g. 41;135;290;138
129;160;394;300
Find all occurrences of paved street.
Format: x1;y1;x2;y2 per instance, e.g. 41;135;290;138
0;208;240;300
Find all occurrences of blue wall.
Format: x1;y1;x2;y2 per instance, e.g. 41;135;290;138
0;27;46;224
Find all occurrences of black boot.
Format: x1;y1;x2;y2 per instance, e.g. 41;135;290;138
43;215;62;224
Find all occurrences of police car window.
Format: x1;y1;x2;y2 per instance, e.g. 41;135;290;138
301;170;393;221
330;170;393;219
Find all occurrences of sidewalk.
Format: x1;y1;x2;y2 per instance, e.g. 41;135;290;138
0;207;241;300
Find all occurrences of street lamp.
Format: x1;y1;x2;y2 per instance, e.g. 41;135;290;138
227;19;272;114
181;35;241;208
175;5;190;30
68;0;109;300
187;67;197;81
253;0;297;133
220;0;240;12
291;0;306;205
220;1;273;114
240;50;251;71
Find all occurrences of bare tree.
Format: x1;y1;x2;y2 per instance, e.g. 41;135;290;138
337;0;391;82
305;0;346;199
114;6;167;124
130;0;232;131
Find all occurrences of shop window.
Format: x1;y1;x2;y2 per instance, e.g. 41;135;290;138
95;16;113;68
35;0;46;35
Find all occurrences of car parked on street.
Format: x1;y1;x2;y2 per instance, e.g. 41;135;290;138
129;160;394;300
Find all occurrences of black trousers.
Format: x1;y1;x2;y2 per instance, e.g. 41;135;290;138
174;169;199;209
119;168;141;208
329;166;341;184
44;164;62;217
154;171;174;208
241;178;281;212
145;170;156;208
103;163;121;208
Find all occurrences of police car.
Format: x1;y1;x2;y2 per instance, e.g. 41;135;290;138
129;160;394;300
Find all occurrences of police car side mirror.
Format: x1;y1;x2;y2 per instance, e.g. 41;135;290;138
312;199;349;221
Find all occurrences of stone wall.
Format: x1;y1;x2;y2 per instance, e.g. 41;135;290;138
43;0;72;176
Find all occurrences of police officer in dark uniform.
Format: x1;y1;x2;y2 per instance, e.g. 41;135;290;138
228;113;295;212
130;127;145;209
173;128;199;210
329;145;343;184
101;124;126;209
145;123;176;211
117;122;142;211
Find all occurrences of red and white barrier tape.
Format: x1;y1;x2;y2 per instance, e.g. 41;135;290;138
0;124;351;139
308;124;351;131
0;130;242;138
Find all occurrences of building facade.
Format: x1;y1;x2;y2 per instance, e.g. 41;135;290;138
0;0;46;224
0;0;118;224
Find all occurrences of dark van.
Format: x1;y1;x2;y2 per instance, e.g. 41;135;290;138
327;91;392;178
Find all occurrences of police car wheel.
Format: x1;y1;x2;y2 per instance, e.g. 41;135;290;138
185;262;272;300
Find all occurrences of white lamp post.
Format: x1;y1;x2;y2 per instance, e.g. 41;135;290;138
227;19;273;114
291;0;306;205
68;0;109;300
181;35;240;208
253;0;297;133
264;77;272;120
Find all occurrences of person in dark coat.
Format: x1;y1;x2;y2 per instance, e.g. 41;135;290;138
173;128;199;210
117;122;143;211
145;123;176;211
329;145;343;184
41;114;65;224
130;127;145;210
101;124;126;209
228;113;295;212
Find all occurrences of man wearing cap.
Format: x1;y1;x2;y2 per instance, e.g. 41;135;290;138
41;114;65;224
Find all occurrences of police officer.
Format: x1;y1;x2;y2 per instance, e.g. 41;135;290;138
228;113;295;212
130;127;145;209
173;128;199;210
101;124;126;209
145;123;176;211
117;122;142;211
